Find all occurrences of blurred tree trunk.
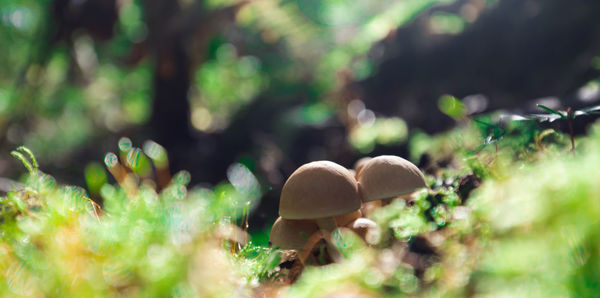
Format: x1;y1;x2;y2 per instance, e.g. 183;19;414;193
142;1;243;154
144;0;193;146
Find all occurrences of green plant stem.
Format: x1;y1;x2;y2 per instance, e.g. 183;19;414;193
567;107;575;152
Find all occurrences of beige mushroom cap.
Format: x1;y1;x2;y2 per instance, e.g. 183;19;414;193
358;155;426;202
270;217;318;250
280;161;361;219
348;169;356;178
353;157;372;178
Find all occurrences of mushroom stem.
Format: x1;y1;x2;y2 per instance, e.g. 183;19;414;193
350;218;379;244
299;231;325;265
306;254;319;265
382;194;412;206
334;210;362;227
361;200;382;215
315;217;342;262
381;197;394;205
315;217;338;233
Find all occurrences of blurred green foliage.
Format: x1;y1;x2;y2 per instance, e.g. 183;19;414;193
192;44;267;132
429;13;466;34
470;121;600;296
4;0;600;296
438;94;467;120
2;115;600;296
0;0;465;164
0;144;271;296
350;117;408;153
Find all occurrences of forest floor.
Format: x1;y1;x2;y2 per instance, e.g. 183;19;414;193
0;115;599;297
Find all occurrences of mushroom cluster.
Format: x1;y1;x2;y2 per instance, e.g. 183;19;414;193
269;156;426;264
270;161;375;263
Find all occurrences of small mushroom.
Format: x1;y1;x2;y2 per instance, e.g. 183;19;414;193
279;161;361;233
348;217;379;244
353;157;372;179
358;155;427;210
270;217;323;265
280;161;361;261
269;217;317;251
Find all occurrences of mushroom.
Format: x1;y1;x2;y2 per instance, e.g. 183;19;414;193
280;161;361;233
270;217;324;265
269;213;361;251
279;161;361;260
269;217;317;251
358;155;427;212
348;217;379;244
353;157;372;179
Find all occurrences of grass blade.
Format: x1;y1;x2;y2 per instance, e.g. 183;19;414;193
537;104;566;119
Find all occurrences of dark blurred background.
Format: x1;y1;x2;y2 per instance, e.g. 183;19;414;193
0;0;599;231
